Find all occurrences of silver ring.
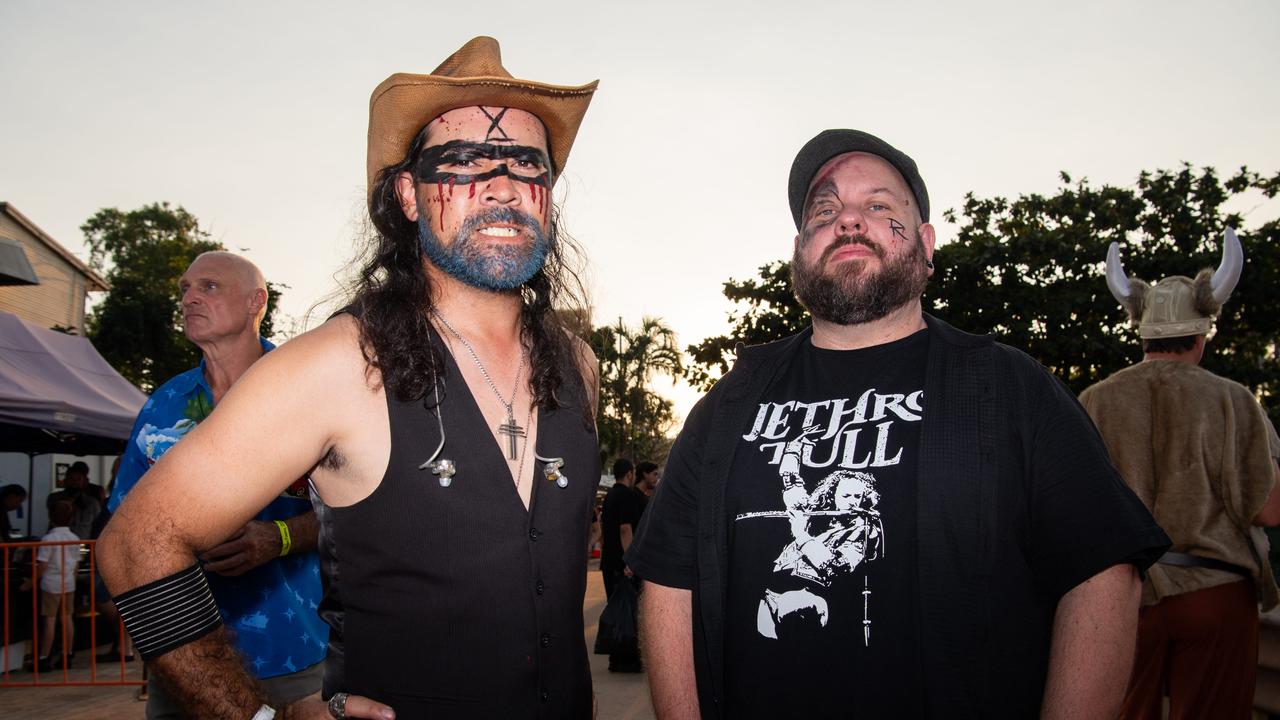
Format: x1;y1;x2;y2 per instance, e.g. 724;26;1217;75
327;692;349;719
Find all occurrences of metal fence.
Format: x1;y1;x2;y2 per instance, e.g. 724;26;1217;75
1;538;144;687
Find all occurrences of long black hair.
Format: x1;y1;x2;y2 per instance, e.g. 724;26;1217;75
348;125;591;412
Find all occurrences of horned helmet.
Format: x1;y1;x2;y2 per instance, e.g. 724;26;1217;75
1105;228;1244;339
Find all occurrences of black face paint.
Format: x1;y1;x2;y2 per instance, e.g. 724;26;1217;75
480;107;512;142
889;218;909;242
798;221;828;249
800;188;840;248
803;182;839;228
414;140;551;188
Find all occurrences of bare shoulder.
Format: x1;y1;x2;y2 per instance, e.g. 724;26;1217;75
282;313;365;362
252;314;370;384
293;315;391;506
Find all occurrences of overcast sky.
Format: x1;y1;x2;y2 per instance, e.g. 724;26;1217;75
3;0;1277;421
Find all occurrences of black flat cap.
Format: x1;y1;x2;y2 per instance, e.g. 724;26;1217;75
788;129;929;230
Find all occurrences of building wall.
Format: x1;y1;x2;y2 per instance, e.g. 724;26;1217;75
0;214;89;332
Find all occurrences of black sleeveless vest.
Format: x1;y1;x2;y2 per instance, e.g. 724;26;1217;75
315;332;598;719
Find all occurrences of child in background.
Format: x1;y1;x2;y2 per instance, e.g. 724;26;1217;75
20;499;81;672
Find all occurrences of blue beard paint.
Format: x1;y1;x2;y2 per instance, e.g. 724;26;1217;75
418;207;550;291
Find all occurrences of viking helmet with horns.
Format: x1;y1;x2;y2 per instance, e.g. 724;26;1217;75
1105;228;1244;339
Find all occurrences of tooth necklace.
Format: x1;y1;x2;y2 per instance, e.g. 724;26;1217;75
432;309;527;462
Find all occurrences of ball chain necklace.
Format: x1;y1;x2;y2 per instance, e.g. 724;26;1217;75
432;309;533;487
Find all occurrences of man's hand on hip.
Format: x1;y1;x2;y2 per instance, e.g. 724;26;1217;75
285;691;395;720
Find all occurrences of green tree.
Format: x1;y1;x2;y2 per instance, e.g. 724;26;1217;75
930;165;1280;416
591;317;683;463
685;165;1280;423
84;203;283;393
685;261;807;391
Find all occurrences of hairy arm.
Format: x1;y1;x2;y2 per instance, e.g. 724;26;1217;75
97;319;388;718
284;507;320;554
149;628;268;717
1040;563;1140;719
640;583;700;719
201;509;320;576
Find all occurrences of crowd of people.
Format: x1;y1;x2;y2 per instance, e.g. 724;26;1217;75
2;33;1276;720
2;461;119;674
595;458;660;674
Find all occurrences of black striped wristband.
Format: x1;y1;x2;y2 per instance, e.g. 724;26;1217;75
114;563;223;661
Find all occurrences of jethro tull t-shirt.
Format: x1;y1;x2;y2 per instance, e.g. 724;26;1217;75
725;328;928;716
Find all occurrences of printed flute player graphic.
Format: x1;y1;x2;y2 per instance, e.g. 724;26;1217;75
747;426;885;645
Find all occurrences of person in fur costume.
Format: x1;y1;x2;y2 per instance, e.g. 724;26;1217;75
1080;227;1280;718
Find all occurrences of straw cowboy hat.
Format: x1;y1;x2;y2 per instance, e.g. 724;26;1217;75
366;36;598;193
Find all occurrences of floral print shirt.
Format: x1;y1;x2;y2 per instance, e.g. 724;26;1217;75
109;339;327;678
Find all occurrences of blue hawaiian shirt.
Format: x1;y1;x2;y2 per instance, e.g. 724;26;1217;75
109;339;327;679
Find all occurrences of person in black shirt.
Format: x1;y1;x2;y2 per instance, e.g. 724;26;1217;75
46;462;99;540
635;460;660;515
1;484;27;540
600;458;640;596
600;458;644;671
628;129;1170;718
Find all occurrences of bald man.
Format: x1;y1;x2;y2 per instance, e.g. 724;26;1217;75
107;252;327;718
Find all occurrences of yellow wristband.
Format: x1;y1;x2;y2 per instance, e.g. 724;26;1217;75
274;520;291;557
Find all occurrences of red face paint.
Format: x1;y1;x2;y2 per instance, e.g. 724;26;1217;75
436;182;445;226
527;182;546;215
468;183;476;199
448;176;455;198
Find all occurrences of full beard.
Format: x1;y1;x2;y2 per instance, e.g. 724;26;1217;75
791;232;929;326
417;206;550;291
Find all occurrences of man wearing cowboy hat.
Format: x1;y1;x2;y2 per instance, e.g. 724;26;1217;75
1080;229;1280;718
100;36;601;719
628;129;1170;718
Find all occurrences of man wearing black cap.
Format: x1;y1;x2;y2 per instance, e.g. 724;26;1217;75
47;461;100;539
628;130;1171;718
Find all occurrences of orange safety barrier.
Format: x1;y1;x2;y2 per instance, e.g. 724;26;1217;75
1;538;144;687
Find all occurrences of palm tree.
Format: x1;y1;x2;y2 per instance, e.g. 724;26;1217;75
591;316;683;462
